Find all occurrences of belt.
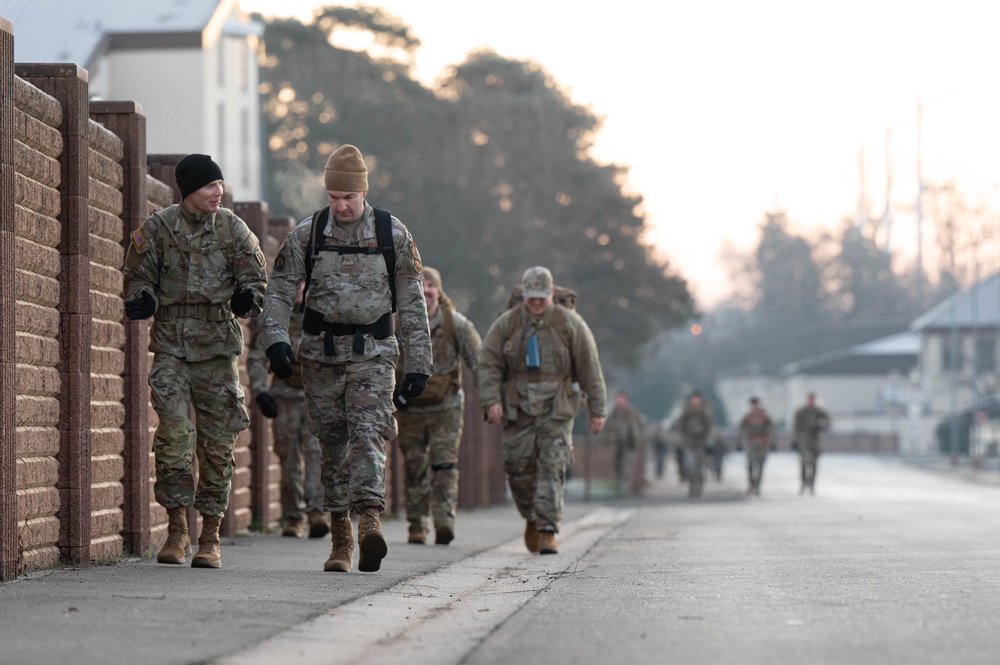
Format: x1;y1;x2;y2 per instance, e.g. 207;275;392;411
154;302;232;322
302;306;394;356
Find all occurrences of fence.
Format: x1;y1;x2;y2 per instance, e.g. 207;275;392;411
0;19;506;582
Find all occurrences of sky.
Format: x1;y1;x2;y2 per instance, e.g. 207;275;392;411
240;0;1000;307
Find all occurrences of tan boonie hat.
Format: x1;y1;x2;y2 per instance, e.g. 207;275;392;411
521;266;553;299
324;144;368;192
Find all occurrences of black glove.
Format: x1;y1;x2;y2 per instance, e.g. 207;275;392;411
230;288;255;317
256;392;279;418
125;291;156;320
266;342;296;379
399;373;429;399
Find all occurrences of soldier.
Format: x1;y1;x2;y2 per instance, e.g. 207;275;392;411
479;266;606;555
246;302;329;539
650;421;670;480
602;390;646;497
123;154;267;569
793;393;831;495
260;144;432;573
394;267;481;546
676;391;713;498
738;396;773;496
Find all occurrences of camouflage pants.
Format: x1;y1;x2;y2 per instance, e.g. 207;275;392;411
798;438;821;488
746;443;767;491
394;401;464;531
149;353;248;516
303;356;398;515
503;416;574;532
272;395;323;521
682;439;708;494
613;443;637;496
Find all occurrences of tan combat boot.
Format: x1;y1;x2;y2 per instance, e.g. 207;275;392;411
538;530;559;555
407;523;428;545
156;507;191;564
191;514;223;569
308;510;330;539
323;512;354;572
357;507;388;572
524;519;541;553
282;515;305;538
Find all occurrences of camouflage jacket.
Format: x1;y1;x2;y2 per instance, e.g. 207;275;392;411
247;308;305;399
260;203;432;373
739;405;773;447
123;203;267;362
478;303;606;422
603;405;646;449
794;405;830;443
396;306;482;411
676;404;713;445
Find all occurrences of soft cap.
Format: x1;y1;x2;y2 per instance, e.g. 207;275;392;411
521;266;554;299
324;144;369;192
175;154;223;199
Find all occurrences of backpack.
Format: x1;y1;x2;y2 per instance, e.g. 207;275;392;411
300;206;396;313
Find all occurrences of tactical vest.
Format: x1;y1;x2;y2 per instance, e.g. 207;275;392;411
501;304;577;414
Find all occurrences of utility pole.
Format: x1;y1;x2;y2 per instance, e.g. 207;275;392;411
916;99;926;300
881;125;892;252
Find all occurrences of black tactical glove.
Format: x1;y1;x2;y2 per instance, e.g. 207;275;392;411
125;291;156;320
230;288;255;317
266;342;296;380
256;392;279;419
399;373;429;399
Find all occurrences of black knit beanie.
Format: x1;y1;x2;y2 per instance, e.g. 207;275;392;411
175;154;224;199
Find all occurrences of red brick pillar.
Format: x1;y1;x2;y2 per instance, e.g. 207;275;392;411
89;101;151;556
0;17;17;581
234;201;274;531
17;63;93;565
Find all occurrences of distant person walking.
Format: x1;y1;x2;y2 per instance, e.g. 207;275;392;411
675;391;713;498
738;396;773;496
602;390;646;497
793;393;830;495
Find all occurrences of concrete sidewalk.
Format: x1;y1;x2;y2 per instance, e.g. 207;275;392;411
0;502;589;665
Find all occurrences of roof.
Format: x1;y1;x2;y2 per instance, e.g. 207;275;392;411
780;331;920;377
2;0;257;68
910;271;1000;331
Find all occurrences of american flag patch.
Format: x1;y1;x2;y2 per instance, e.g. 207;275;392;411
131;228;145;249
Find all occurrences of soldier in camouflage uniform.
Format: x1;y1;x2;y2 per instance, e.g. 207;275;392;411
246;305;328;539
793;393;831;495
123;154;267;569
676;391;713;498
602;390;646;497
479;266;606;555
738;396;773;496
393;267;481;546
260;145;432;573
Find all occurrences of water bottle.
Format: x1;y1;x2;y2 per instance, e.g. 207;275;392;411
525;332;540;369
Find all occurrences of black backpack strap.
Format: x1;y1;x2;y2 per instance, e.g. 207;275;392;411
299;207;329;313
373;207;397;312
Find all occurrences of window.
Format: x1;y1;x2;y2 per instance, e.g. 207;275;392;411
218;103;226;156
217;40;225;87
942;335;963;372
241;109;250;185
976;337;996;373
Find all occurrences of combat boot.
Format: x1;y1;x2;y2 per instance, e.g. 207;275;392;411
323;512;354;572
357;507;388;572
435;524;454;546
407;523;427;545
282;515;305;538
524;519;541;553
156;507;191;564
191;514;223;569
538;531;559;555
308;510;330;539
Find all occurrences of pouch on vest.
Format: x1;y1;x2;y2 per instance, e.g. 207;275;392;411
405;374;455;407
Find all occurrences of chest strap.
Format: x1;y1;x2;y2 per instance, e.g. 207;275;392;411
302;306;394;356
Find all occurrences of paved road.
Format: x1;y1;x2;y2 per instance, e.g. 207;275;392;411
4;452;1000;664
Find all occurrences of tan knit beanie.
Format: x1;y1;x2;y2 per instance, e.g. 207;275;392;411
324;144;369;192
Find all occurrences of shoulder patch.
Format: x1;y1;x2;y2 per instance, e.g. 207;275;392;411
409;238;422;273
131;227;150;254
274;253;286;272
